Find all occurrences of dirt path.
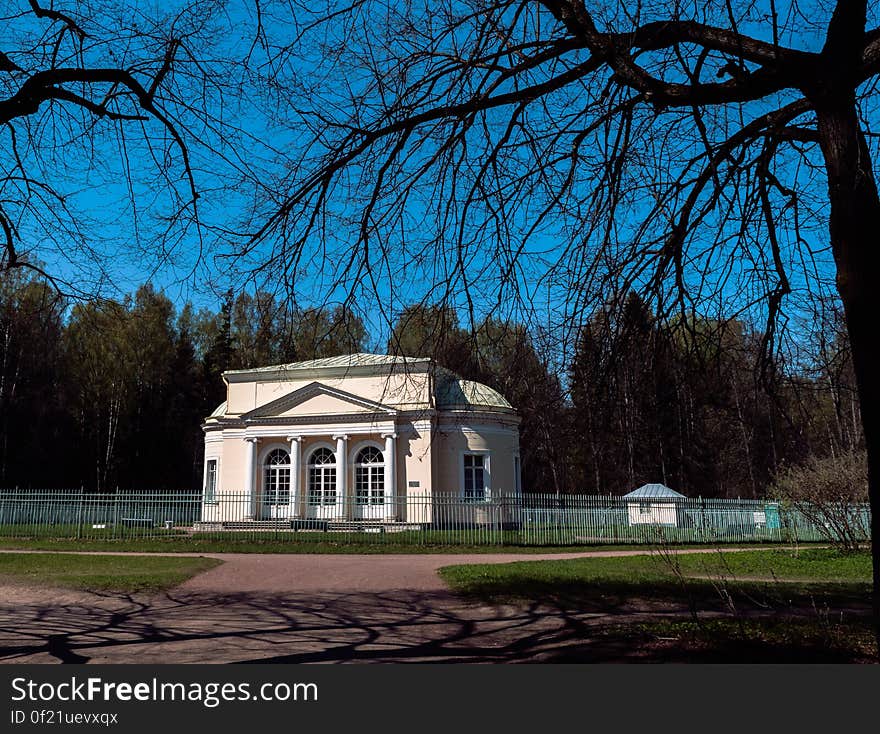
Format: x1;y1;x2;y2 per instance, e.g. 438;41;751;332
0;546;806;664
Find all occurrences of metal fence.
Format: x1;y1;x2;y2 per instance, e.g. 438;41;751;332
0;489;870;547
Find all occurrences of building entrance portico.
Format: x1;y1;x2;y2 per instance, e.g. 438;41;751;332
245;429;398;522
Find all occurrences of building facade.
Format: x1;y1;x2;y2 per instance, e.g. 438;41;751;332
201;353;521;525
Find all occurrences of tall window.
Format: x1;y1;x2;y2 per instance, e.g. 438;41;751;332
355;446;385;505
463;453;487;502
204;459;218;503
308;447;337;506
514;456;521;494
263;448;291;505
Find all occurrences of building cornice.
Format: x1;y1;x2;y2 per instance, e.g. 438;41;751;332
437;409;521;426
215;412;398;428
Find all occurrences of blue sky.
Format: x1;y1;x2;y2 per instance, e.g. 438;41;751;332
4;0;869;359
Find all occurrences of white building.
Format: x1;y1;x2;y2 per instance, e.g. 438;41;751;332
623;483;686;526
201;353;521;526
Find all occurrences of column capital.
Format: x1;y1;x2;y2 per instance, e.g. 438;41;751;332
381;432;398;440
245;437;259;444
332;433;349;441
287;435;303;443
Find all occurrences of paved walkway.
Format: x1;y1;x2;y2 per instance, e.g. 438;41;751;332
0;547;794;664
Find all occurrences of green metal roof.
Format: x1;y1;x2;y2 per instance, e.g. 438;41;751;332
623;484;686;499
223;352;431;375
434;369;513;410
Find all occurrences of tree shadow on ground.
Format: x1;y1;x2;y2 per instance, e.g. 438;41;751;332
0;584;871;664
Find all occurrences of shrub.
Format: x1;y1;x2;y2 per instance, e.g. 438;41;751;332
771;451;869;552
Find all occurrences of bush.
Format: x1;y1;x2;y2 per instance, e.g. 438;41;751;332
771;451;869;552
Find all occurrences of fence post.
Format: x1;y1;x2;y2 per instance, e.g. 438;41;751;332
112;487;120;539
76;486;84;539
700;496;706;543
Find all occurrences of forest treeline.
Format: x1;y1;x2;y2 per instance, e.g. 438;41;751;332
0;271;862;497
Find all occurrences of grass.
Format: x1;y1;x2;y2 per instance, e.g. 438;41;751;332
438;548;872;606
671;546;870;581
0;524;814;544
0;553;222;593
439;547;876;661
0;534;818;554
595;618;878;663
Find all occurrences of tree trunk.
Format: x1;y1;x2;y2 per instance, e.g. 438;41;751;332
816;103;880;647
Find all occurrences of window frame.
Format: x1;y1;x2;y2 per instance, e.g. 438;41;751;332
461;451;491;503
204;458;219;504
307;444;338;507
353;443;386;506
262;446;292;507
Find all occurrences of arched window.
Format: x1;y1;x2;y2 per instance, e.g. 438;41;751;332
263;448;291;506
355;446;385;506
308;447;337;506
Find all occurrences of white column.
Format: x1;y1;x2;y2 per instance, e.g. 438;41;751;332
383;432;397;520
288;436;302;518
244;437;258;520
334;434;348;519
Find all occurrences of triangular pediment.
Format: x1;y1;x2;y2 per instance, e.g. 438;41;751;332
242;381;397;420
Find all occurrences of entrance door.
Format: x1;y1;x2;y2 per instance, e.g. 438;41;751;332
353;446;385;520
262;448;291;519
306;447;338;519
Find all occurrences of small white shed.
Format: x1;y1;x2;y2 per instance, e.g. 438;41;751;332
623;484;686;526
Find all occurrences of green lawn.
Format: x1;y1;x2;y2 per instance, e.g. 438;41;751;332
683;547;869;580
0;553;221;593
594;617;878;663
438;548;872;606
0;536;649;554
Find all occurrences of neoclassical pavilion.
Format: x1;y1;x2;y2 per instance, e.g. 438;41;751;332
201;353;520;525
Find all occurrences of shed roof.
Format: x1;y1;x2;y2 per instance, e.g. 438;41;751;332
622;483;686;499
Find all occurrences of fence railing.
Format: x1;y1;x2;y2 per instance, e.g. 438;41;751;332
0;489;870;547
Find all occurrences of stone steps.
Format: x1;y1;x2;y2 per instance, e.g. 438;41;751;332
220;520;293;531
192;519;421;533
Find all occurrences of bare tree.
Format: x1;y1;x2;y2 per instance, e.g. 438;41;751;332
241;0;880;630
772;450;869;553
4;0;879;641
0;0;260;297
